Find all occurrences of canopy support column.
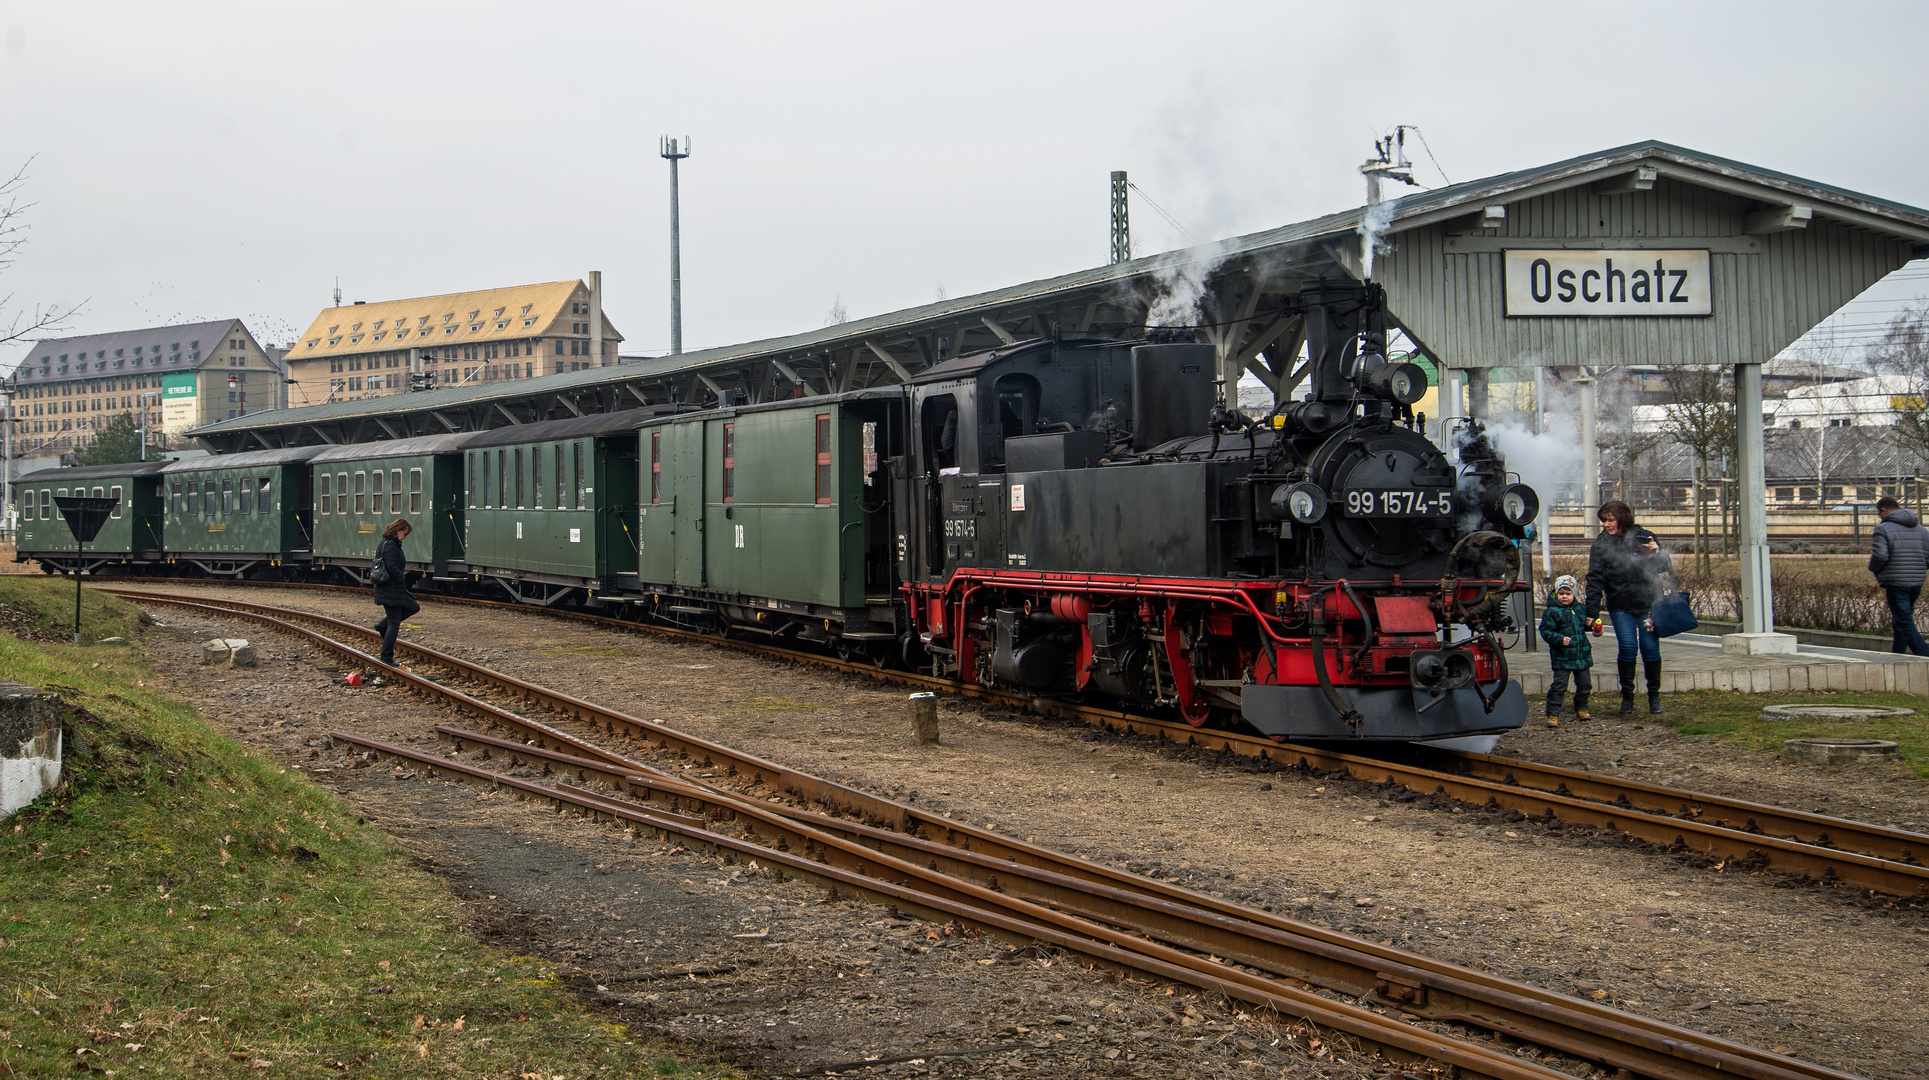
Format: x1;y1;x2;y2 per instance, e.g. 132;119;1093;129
1724;361;1797;655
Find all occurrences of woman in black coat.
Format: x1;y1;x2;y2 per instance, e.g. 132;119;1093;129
371;518;419;666
1582;499;1673;714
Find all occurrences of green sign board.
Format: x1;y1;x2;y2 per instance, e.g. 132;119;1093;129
163;372;197;398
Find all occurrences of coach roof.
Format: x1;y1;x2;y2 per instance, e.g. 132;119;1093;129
160;445;332;474
309;432;483;464
9;461;171;484
461;407;657;449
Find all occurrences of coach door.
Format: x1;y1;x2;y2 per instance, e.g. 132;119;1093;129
669;421;707;587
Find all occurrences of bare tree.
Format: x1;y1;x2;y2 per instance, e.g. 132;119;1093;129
0;157;84;349
1657;366;1736;572
824;294;849;325
1868;301;1929;464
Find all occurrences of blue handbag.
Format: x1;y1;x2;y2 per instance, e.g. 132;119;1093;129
1649;576;1698;638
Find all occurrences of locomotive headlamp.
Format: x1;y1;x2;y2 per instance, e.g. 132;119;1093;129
1362;361;1428;405
1271;481;1328;525
1490;482;1540;526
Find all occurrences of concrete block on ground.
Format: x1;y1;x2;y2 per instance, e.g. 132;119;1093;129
1910;663;1929;697
1786;666;1810;691
1768;666;1790;692
0;682;61;818
1846;664;1870;692
1721;632;1798;656
201;639;256;667
908;693;940;745
1822;663;1848;691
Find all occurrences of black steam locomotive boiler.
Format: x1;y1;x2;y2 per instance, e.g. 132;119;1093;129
898;281;1536;745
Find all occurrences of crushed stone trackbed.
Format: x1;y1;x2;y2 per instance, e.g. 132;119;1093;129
126;584;1929;1079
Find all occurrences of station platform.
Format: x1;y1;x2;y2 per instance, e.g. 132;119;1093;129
1504;631;1929;697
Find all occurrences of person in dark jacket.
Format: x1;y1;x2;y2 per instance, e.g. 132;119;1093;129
1869;496;1929;656
371;518;419;666
1583;500;1673;715
1537;574;1593;726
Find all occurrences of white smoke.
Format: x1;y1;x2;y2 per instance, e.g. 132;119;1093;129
1144;239;1232;328
1478;419;1587;514
1357;197;1400;280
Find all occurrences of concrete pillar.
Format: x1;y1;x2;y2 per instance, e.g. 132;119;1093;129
590;270;605;368
1578;370;1599;529
1465;368;1490;421
1725;361;1796;655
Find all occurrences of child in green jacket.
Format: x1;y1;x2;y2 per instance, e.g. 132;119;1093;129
1538;574;1594;726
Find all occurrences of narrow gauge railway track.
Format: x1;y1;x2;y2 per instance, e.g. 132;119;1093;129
102;583;1929;900
110;588;1864;1080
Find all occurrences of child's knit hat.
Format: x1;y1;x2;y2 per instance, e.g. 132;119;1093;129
1553;574;1579;596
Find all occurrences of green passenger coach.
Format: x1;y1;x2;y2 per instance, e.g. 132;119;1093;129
309;433;479;578
634;389;902;650
459;409;648;602
11;461;169;573
159;446;328;576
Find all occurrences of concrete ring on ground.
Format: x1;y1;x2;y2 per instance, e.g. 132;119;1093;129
1783;738;1901;765
1759;704;1915;721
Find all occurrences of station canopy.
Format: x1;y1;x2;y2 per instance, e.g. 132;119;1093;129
190;140;1929;454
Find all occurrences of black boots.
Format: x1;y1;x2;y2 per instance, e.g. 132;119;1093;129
1618;660;1637;714
1645;658;1664;714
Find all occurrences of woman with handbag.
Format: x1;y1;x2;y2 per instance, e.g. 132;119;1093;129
371;518;419;667
1582;500;1675;714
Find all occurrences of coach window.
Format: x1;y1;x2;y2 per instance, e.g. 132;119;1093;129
171;481;183;517
335;473;349;515
554;444;565;510
481;452;492;508
318;474;331;514
533;446;544;509
238;477;254;515
183;482;197;516
650;432;661;504
354;471;367;515
573;443;585;506
259;475;273;512
408;469;423;514
40;490;52;520
221;479;233;516
497;449;508;509
722;423;735;504
814;414;832;504
109;486;123;518
390;470;402;514
370;469;385;515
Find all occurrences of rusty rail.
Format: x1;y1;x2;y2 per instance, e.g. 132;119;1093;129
108;588;1867;1080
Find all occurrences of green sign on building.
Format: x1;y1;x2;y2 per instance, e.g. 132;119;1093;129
163;372;197;398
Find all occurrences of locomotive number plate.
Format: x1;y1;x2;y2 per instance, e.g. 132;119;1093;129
1342;488;1454;517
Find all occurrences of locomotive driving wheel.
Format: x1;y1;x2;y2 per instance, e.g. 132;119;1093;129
1179;692;1213;726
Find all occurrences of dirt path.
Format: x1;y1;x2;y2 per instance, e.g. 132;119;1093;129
127;584;1929;1079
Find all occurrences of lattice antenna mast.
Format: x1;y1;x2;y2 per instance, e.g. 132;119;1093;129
1109;171;1131;264
661;135;692;355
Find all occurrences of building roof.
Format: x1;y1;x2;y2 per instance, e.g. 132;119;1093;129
288;280;623;363
189;140;1929;447
9;319;247;387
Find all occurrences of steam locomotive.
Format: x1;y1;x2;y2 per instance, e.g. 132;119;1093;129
15;282;1535;745
886;281;1535;745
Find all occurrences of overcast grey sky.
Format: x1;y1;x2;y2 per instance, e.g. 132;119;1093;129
3;0;1926;370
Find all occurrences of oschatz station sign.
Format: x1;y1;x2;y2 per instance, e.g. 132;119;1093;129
1503;249;1712;317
